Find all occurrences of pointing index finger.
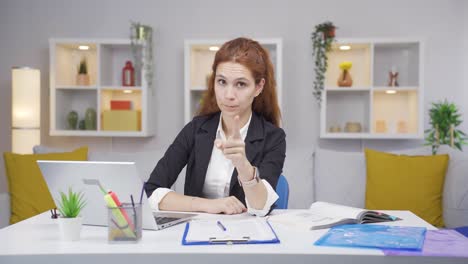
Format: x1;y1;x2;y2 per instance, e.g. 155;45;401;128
232;115;242;139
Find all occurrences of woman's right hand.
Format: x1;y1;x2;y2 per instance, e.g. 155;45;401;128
200;196;247;215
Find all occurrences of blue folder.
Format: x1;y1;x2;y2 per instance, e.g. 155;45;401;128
181;219;280;245
314;224;426;251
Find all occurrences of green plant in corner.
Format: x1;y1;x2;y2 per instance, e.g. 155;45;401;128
425;100;467;155
311;21;337;104
56;188;86;218
78;58;88;75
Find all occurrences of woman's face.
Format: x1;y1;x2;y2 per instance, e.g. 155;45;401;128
214;62;264;120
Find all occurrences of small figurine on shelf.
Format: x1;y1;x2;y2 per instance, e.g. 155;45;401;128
337;61;353;87
122;61;135;87
76;57;90;86
388;66;399;87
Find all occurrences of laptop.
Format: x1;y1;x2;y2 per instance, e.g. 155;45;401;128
37;160;196;230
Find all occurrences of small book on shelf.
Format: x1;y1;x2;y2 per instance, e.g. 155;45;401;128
269;201;401;230
110;100;132;110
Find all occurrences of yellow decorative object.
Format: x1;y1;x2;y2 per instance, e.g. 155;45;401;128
339;61;352;70
337;61;353;87
364;149;449;227
102;110;141;131
3;147;88;224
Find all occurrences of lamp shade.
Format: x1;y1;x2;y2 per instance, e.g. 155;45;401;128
11;67;40;154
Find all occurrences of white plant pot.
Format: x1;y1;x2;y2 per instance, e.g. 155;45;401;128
58;216;83;241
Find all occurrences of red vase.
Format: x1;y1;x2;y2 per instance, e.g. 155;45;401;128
122;61;135;86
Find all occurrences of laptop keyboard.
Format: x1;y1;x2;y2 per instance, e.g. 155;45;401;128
155;216;180;225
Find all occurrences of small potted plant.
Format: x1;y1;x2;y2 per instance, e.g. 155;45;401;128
425;100;467;154
56;188;86;241
76;57;90;86
311;21;337;104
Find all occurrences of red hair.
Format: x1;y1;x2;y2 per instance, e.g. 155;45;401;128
197;37;281;127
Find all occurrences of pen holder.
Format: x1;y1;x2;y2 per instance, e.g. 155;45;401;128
107;203;142;243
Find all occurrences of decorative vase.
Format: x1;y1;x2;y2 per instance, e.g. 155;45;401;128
337;70;353;87
67;111;78;130
85;108;96;130
58;216;83;241
79;120;86;130
388;66;399;87
76;74;90;86
122;61;135;86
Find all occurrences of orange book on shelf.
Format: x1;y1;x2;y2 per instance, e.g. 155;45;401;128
111;100;132;110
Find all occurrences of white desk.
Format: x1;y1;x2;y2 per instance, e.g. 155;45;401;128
0;210;465;264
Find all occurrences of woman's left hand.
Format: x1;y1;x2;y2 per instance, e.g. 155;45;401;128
215;116;252;178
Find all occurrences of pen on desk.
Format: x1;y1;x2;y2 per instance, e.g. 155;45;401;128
130;195;136;213
139;182;146;204
130;194;137;233
217;221;227;231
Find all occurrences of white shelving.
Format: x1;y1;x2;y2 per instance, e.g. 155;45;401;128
184;38;283;124
320;38;424;139
49;38;154;137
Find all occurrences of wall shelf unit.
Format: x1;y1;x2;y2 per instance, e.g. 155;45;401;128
184;38;283;124
49;38;154;137
320;38;423;139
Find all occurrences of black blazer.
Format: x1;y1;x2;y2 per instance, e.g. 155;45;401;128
145;111;286;207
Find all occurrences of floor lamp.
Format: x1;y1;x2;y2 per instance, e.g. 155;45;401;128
11;67;40;154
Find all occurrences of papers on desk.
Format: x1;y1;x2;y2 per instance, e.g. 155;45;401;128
182;219;279;245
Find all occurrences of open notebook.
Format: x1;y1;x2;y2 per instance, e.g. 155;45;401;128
182;218;279;245
269;201;401;230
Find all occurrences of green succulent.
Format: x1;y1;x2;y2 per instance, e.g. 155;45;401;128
425;100;467;154
56;188;86;218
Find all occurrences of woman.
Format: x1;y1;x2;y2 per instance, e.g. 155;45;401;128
145;37;285;216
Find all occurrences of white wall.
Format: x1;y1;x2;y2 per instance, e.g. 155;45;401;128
0;0;466;209
463;0;468;134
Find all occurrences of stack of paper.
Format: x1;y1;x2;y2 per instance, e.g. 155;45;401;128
182;219;279;245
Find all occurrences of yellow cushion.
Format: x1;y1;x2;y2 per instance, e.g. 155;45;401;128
364;148;449;227
3;147;88;224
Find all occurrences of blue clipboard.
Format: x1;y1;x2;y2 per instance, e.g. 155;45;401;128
181;220;280;245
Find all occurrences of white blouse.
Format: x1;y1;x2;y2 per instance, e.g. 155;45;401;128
148;113;279;216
